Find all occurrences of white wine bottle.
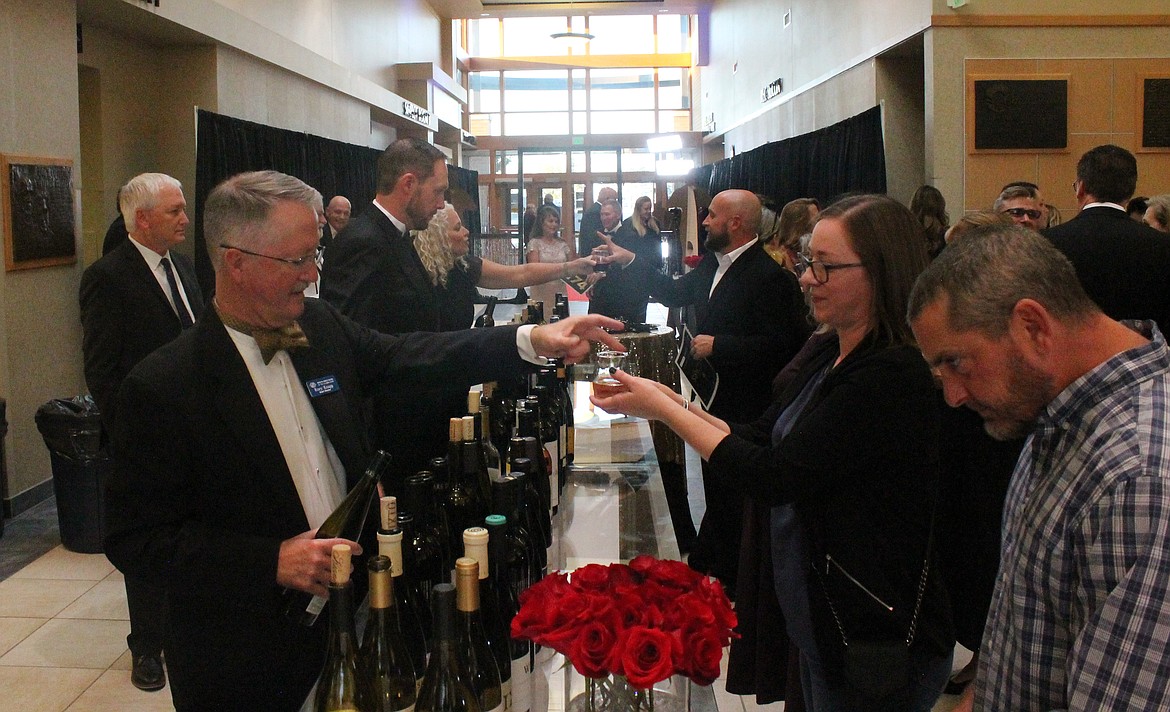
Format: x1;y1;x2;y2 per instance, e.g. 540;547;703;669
314;545;363;712
360;555;418;712
417;584;482;712
453;558;503;712
285;450;391;626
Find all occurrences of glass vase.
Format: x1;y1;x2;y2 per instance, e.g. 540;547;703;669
571;674;689;712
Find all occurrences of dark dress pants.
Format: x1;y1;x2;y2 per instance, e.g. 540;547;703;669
688;459;743;594
125;573;167;657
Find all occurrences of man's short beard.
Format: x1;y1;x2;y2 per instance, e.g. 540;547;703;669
705;230;729;252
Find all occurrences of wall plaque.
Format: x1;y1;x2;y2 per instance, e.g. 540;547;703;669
969;76;1068;153
1;155;76;271
1140;77;1170;151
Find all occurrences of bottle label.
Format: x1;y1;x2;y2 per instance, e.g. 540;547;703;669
487;703;505;712
500;679;513;712
511;657;532;712
305;593;327;617
395;705;416;712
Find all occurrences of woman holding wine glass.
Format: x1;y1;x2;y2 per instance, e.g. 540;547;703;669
524;205;576;309
591;195;954;711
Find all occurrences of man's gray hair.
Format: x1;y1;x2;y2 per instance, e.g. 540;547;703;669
120;173;182;228
907;224;1098;337
600;199;622;214
204;171;322;270
992;184;1039;212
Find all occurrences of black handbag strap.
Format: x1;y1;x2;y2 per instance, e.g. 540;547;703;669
818;506;936;648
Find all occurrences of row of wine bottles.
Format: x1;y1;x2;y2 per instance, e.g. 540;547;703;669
314;518;537;712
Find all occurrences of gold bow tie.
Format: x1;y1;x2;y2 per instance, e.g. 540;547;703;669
216;304;310;364
253;322;310;364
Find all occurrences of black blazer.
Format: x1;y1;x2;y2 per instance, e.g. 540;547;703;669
104;300;527;710
710;333;953;678
80;240;204;430
588;219;662;323
1044;206;1170;331
320;206;440;334
633;240;809;422
578;201;604;256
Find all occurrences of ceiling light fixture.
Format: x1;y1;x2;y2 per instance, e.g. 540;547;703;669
551;3;594;46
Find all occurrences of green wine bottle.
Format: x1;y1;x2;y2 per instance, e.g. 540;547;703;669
314;545;363;712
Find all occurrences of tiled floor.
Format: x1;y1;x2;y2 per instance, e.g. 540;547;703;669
0;541;174;710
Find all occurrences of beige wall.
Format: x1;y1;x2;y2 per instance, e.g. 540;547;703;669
0;0;86;506
700;0;929;150
927;26;1170;220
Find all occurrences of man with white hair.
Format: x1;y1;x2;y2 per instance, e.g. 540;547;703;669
80;171;204;692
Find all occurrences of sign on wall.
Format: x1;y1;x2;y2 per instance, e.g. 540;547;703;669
1;154;76;271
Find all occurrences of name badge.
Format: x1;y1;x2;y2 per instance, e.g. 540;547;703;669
305;376;339;398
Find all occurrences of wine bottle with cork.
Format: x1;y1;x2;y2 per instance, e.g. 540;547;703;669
376;501;427;685
284;450;391;627
314;544;364;712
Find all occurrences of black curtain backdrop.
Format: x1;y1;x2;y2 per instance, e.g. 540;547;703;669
692;104;886;217
193;109;479;294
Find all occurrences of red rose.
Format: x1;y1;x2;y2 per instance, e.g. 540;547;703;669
678;628;723;686
617;626;675;689
663;592;716;633
683;254;703;269
572;563;613;591
647;558;703;590
569;620;618;679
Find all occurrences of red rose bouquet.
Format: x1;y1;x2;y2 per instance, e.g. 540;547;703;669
511;555;737;687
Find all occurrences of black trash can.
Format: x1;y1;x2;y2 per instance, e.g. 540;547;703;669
34;396;109;554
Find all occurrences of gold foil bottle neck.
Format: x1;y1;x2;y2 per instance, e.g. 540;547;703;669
455;557;481;611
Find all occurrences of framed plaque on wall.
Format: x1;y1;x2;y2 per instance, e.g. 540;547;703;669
1;154;76;271
967;75;1069;154
1138;75;1170;152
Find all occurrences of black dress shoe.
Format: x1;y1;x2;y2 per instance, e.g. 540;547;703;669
131;653;167;691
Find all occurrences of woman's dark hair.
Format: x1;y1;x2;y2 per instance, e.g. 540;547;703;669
528;204;561;241
816;194;930;347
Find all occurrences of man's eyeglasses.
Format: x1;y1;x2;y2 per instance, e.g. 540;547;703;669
1001;207;1043;220
219;243;318;268
795;254;864;284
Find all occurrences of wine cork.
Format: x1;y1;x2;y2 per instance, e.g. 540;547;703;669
330;544;352;586
468;389;481;414
462;415;475;441
379;496;397;531
449;418;462;443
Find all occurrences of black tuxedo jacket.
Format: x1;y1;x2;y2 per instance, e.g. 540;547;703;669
104;300;527;710
578;201;604;256
588;219;662;323
1043;206;1170;331
633;240;809;422
80;240;204;430
320;206;440;334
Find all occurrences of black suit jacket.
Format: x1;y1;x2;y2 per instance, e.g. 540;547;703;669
104;300;527;710
1044;206;1170;331
588;219;662;323
320;206;440;334
632;240;809;422
578;201;604;256
80;240;204;431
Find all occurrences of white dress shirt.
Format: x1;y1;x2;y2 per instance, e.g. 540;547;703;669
223;325;345;529
130;237;195;323
710;237;758;297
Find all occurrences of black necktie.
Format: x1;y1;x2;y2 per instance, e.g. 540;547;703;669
160;257;193;329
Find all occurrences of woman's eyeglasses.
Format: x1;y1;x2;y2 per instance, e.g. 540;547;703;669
795;254;864;284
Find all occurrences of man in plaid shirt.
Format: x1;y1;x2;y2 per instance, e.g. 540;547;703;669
908;226;1170;711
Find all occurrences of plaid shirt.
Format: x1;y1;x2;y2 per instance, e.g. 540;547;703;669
976;324;1170;711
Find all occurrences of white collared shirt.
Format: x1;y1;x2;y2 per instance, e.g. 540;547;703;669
223;325;345;529
371;199;407;235
710;237;759;297
1082;202;1126;212
130;237;195;323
